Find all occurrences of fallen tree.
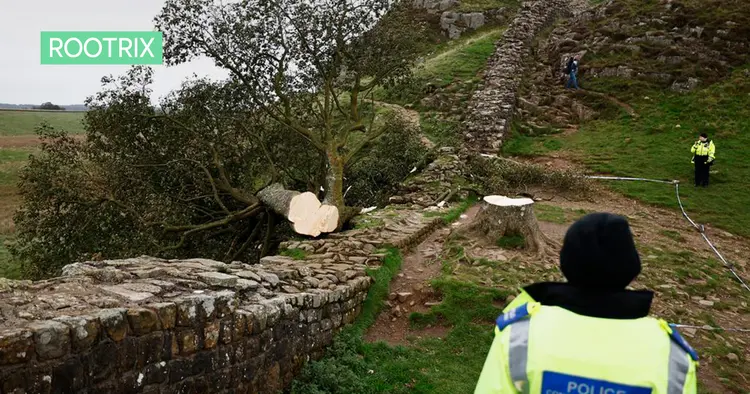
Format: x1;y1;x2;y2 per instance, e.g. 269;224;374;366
155;0;428;212
257;183;339;237
12;65;427;279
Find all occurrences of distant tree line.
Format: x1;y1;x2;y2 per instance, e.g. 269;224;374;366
33;102;65;110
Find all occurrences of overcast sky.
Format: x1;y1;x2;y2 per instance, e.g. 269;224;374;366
0;0;229;105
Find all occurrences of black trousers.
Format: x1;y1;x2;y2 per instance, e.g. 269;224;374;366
694;155;710;186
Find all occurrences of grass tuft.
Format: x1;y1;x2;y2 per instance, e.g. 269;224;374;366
281;248;308;260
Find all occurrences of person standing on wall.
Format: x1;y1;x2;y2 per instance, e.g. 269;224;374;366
564;55;579;89
691;132;716;187
474;213;698;394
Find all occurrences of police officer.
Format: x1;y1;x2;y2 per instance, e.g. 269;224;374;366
691;133;716;187
474;213;698;394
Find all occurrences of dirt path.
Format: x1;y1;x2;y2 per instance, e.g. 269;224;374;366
364;205;481;345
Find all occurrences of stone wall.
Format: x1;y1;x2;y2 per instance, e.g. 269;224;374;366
463;0;569;153
0;209;442;394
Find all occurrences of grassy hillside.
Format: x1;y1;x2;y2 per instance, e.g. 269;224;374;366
0;109;85;136
508;67;750;237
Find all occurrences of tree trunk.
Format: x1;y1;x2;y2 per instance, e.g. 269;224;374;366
324;148;351;230
324;149;345;208
257;183;339;237
460;195;557;255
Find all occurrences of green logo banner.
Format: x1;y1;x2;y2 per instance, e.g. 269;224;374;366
41;31;163;65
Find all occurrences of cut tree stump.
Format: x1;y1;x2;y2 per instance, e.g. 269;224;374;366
457;195;557;256
257;183;339;237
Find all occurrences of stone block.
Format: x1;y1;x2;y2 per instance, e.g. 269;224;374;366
176;376;211;392
141;361;169;386
242;305;268;334
29;320;71;360
237;278;260;290
0;366;26;393
197;271;239;287
259;272;280;287
117;336;140;370
99;284;154;302
126;308;160;336
54;315;99;352
176;294;216;326
207;367;235;390
0;329;33;365
138;332;166;366
192;351;217;375
214;290;238;318
86;341;117;383
219;317;234;345
233;310;250;338
26;365;53;394
204;321;220;349
177;328;200;355
235;270;262;281
147;302;177;329
97;308;130;342
51;355;87;392
167;358;193;384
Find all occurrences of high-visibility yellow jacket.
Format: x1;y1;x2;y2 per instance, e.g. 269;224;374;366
474;302;698;394
691;140;715;161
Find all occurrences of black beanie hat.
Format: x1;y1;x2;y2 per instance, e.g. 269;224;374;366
700;133;708;138
559;213;641;290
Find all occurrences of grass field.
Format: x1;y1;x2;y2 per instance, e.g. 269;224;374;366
0;109;85;136
376;28;504;109
506;68;750;237
0;109;82;278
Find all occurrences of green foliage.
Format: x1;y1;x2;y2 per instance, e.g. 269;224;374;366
352;217;386;230
345;115;429;207
0;235;22;279
281;248;307;260
442;195;479;223
419;113;461;147
291;248;402;393
496;234;524;249
467;155;590;196
0;110;85;136
156;0;430;208
13;45;428;278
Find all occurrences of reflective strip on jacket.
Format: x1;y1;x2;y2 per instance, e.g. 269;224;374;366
474;302;698;394
691;140;715;159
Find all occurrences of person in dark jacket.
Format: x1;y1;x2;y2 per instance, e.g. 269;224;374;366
475;213;698;393
565;55;580;89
